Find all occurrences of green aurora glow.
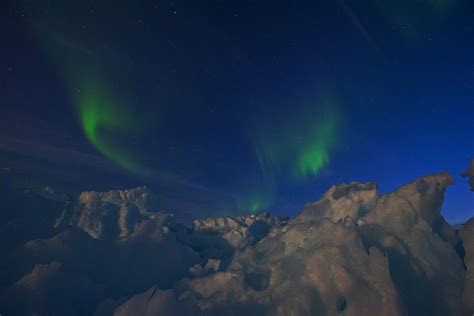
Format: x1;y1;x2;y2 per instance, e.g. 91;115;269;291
21;7;144;174
75;81;142;172
237;188;274;214
23;1;342;212
254;97;341;181
297;112;338;177
238;96;342;213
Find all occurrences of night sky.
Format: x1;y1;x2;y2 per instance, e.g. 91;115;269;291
1;0;473;223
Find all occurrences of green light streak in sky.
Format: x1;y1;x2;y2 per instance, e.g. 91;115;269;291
75;81;141;172
22;7;144;174
298;146;329;177
250;199;264;213
237;189;273;214
254;96;341;181
238;95;342;213
297;111;338;177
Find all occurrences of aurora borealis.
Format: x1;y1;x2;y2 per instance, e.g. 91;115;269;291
254;97;341;180
1;0;473;222
296;115;337;178
76;83;141;173
20;3;145;174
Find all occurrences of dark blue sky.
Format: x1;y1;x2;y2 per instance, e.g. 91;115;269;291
1;0;473;222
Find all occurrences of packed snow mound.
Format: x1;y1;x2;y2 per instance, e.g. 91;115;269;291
0;167;473;315
54;186;160;239
461;158;474;191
